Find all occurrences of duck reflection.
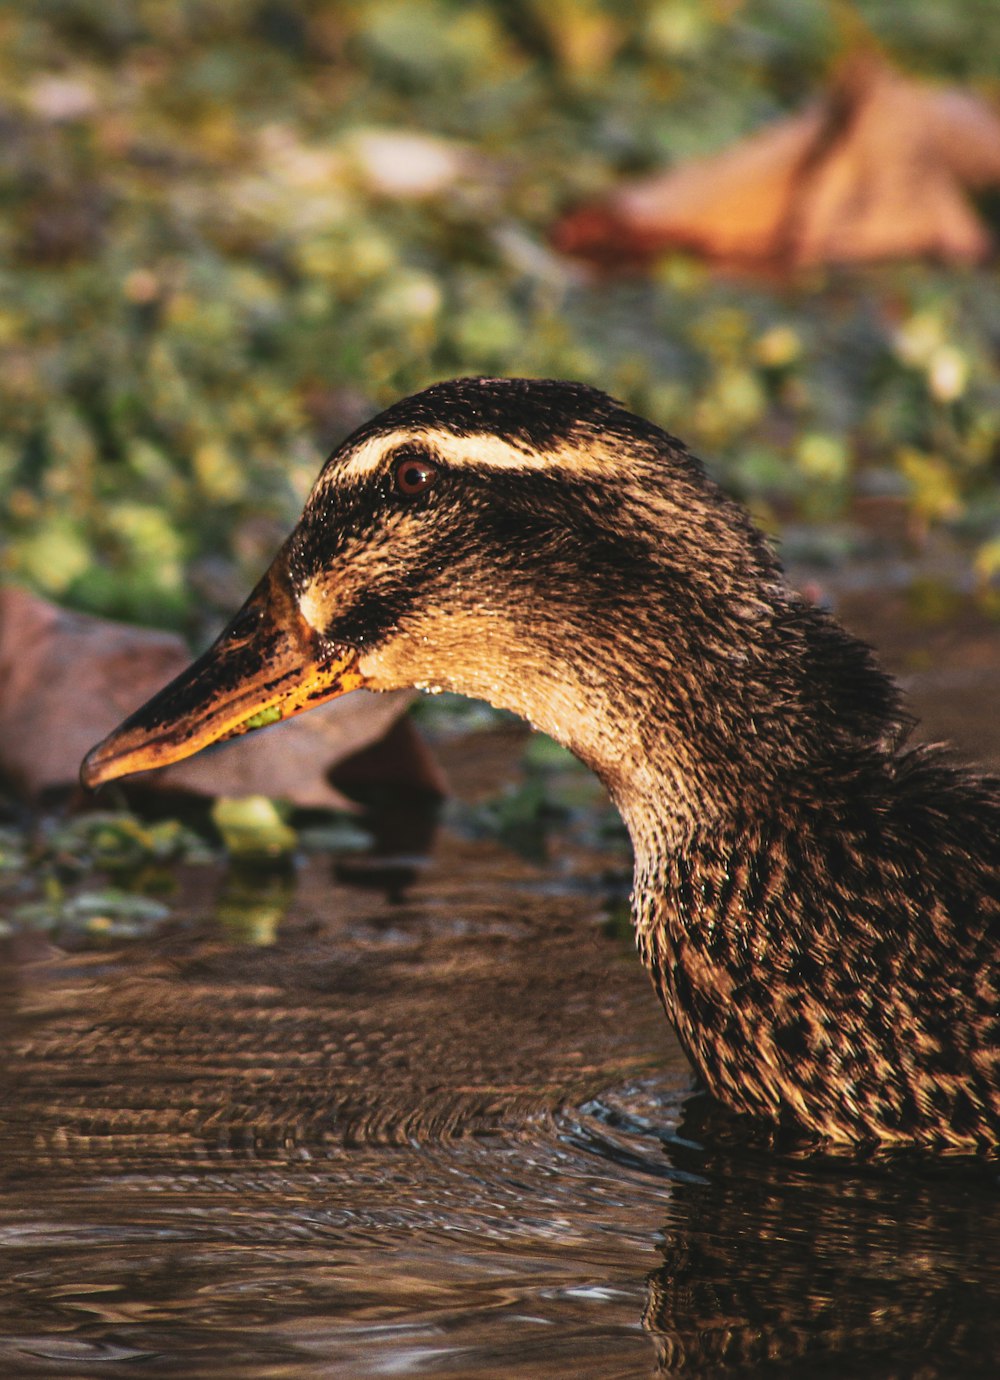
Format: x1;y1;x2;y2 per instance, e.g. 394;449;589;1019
643;1097;1000;1375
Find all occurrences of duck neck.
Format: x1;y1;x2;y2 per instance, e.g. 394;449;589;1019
543;584;905;867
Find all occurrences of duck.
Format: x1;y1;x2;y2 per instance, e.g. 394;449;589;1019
81;377;1000;1156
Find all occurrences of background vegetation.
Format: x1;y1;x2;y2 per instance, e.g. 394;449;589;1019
2;0;1000;649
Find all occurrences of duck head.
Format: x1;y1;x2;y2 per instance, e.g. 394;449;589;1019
82;377;897;851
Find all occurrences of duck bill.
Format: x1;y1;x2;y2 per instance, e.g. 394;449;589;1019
80;562;364;790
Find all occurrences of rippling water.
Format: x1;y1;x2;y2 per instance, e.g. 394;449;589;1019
2;816;999;1378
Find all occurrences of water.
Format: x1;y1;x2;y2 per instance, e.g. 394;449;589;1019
2;825;999;1377
2;568;1000;1377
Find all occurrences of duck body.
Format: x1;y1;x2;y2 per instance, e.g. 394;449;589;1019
82;378;1000;1154
644;760;1000;1150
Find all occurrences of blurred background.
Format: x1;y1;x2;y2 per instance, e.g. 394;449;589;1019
2;0;999;648
2;16;1000;1370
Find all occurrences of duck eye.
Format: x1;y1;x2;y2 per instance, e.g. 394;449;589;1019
394;455;438;496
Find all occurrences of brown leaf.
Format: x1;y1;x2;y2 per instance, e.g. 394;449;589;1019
0;586;440;808
553;55;1000;274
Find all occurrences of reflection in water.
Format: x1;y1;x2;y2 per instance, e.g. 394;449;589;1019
214;864;297;945
0;833;998;1376
647;1101;1000;1375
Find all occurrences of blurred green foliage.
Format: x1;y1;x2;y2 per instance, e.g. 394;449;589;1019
0;808;212;935
1;0;999;643
1;0;996;940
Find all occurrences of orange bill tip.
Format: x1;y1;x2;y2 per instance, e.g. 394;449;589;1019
79;564;365;790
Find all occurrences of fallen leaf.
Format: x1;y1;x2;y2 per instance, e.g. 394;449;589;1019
553;55;1000;274
343;128;480;199
211;796;297;858
25;74;98;123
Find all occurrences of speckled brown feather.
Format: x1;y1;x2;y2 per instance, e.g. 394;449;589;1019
637;755;1000;1150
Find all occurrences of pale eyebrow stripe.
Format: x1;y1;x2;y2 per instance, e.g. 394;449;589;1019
308;432;396;501
329;425;609;483
336;432;411;480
